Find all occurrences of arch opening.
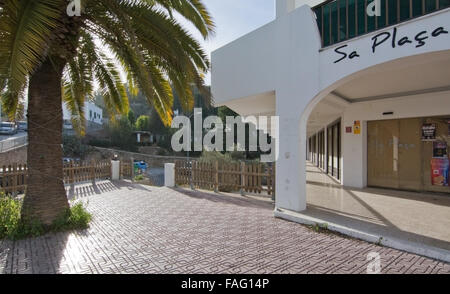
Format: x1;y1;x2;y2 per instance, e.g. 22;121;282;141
292;50;450;251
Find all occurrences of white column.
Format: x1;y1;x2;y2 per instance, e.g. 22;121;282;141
275;116;307;212
341;113;366;188
111;160;120;180
164;163;175;187
276;0;297;18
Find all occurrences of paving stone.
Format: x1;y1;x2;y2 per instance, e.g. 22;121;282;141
1;183;449;274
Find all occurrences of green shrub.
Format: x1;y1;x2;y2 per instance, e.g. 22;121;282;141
0;195;22;239
0;194;44;240
63;135;92;158
199;151;236;164
0;192;92;240
134;174;145;181
52;203;92;232
135;115;151;132
89;139;113;149
110;116;136;151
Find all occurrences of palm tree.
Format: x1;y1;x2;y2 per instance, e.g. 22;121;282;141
0;0;214;225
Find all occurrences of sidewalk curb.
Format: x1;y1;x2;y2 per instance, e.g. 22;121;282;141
274;208;450;264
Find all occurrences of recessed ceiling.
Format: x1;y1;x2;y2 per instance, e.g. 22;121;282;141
334;50;450;101
308;50;450;136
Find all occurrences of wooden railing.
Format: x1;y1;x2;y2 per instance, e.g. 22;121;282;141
175;161;275;197
0;163;27;195
63;161;111;184
0;160;133;195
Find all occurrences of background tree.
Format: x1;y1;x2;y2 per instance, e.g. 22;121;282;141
127;109;136;127
110;116;135;151
135;115;151;132
0;0;214;224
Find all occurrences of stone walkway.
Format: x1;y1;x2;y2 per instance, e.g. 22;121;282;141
1;181;449;274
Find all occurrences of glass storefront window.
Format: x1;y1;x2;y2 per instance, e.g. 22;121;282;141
339;0;347;41
412;0;423;17
377;0;387;29
348;0;357;38
331;1;339;44
425;0;436;12
323;4;331;46
368;116;450;193
388;0;398;25
399;0;410;21
314;0;450;47
367;0;376;32
357;0;366;35
315;6;323;44
440;0;450;9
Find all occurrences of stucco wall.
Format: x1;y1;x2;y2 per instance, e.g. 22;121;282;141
211;3;450;212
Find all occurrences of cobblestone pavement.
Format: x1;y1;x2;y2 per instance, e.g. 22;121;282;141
1;181;449;274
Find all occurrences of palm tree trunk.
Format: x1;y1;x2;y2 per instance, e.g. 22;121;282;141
22;57;69;225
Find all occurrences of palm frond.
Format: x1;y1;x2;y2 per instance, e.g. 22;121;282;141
0;0;62;116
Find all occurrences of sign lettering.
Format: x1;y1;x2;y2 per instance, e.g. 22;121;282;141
334;26;448;64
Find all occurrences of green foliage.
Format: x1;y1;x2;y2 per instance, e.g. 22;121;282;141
199;151;247;164
0;192;92;240
88;139;113;149
0;194;46;239
217;106;239;123
0;195;22;239
110;116;136;151
63;135;92;158
127;109;136;126
134;175;145;181
1;0;214;128
310;223;330;233
135;115;151;132
52;203;92;232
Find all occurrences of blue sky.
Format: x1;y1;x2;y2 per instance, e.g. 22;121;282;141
185;0;276;84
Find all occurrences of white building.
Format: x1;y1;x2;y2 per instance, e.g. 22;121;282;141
212;0;450;258
62;101;103;131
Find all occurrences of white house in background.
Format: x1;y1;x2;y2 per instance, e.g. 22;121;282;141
62;101;103;132
212;0;450;257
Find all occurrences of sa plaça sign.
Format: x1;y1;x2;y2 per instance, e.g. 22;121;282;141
333;25;448;64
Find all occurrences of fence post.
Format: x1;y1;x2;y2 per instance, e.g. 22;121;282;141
91;160;96;184
131;157;135;182
164;163;176;187
70;161;75;185
271;164;276;202
12;163;17;196
190;161;195;190
240;162;245;196
214;161;219;193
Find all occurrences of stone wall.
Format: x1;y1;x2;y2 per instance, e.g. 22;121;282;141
90;147;189;168
0;145;27;166
0;145;188;168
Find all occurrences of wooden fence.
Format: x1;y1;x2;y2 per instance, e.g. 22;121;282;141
121;162;133;179
175;161;275;197
0;160;133;195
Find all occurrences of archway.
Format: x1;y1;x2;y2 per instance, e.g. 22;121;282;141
288;50;450;255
